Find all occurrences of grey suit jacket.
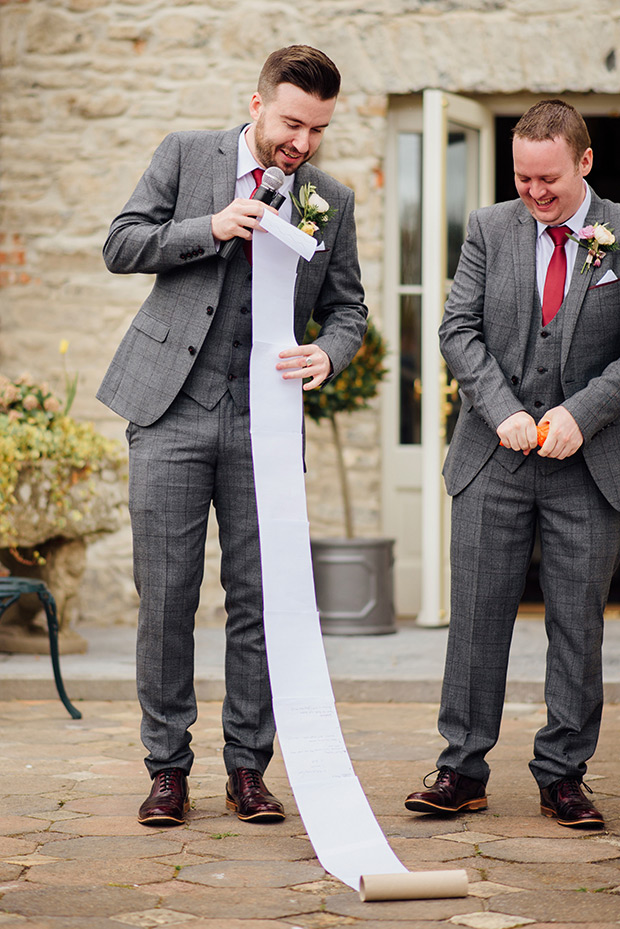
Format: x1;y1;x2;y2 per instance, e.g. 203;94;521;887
97;126;367;426
440;188;620;511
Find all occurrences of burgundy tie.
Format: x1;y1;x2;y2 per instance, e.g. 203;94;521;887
542;225;570;326
242;168;264;264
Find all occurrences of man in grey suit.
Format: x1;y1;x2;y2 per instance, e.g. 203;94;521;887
405;100;620;828
98;46;367;826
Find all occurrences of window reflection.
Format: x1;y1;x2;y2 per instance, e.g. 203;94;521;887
400;294;422;445
398;133;422;286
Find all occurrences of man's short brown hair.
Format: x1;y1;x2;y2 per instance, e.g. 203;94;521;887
512;99;591;166
258;45;341;102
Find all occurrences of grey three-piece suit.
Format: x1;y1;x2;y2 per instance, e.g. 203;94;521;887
98;126;367;777
438;188;620;788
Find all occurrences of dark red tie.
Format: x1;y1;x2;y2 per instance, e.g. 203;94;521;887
243;168;264;264
542;225;570;326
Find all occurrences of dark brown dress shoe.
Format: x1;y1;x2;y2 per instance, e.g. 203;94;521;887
404;766;488;814
226;767;285;822
138;768;189;826
540;777;604;828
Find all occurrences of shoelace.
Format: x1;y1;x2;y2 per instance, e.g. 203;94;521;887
556;777;593;799
422;766;456;789
238;768;263;793
156;769;184;793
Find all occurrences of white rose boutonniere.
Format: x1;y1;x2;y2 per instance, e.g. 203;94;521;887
292;183;336;238
567;221;620;273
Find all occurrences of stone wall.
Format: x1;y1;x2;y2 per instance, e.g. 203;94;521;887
2;0;619;626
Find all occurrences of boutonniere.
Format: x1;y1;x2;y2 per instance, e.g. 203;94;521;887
291;183;336;238
567;222;620;273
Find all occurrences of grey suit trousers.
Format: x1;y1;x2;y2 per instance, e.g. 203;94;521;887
127;390;274;778
437;451;620;788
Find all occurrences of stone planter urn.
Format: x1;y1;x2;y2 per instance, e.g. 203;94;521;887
0;367;126;655
0;460;125;654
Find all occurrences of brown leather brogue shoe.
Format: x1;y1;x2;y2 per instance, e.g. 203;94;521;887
404;766;488;814
226;767;285;822
138;768;189;826
540;777;604;828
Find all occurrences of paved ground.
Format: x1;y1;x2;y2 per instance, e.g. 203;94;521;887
1;617;620;927
1;696;620;928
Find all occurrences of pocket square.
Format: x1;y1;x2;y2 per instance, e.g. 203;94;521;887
594;269;618;286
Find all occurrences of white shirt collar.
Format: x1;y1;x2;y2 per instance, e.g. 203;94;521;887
536;182;592;240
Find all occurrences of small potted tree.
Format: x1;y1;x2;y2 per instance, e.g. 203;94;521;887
304;318;395;634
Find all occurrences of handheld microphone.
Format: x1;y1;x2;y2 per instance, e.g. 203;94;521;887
219;166;285;261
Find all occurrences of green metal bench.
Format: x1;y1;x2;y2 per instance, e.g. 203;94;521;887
0;577;82;719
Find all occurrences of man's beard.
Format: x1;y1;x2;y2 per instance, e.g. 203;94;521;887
253;121;309;176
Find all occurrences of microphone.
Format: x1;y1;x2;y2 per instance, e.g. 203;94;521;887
219;166;285;261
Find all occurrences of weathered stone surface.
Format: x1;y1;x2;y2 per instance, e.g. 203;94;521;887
24;857;175;886
449;916;535;929
325;889;481;920
179;858;325;887
490;889;620;923
160;886;319;919
40;835;185;860
478;836;620;863
0;885;157;918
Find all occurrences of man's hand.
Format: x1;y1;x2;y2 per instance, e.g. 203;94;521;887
497;411;538;454
211;199;277;243
276;345;332;390
537;406;583;459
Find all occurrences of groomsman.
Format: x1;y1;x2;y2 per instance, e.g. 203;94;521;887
405;100;620;828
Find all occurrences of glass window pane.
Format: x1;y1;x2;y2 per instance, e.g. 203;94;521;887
400;293;422;445
446;130;467;280
398;133;422;285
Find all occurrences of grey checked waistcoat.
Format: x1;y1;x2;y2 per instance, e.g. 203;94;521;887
493;291;581;474
182;253;254;413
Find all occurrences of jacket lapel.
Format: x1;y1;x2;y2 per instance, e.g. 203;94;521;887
213;125;244;216
560;188;605;368
512;203;537;363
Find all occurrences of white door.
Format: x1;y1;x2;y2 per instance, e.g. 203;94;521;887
381;91;494;625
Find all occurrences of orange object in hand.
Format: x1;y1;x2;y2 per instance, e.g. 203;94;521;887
500;420;549;448
536;421;550;446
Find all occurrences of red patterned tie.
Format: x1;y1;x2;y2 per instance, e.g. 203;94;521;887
542;225;570;326
242;168;265;264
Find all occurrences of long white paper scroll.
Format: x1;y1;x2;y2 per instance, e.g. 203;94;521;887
249;211;468;901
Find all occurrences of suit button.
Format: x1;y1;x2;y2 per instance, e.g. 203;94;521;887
541;330;549;338
240;306;249;315
198;247;204;255
233;340;241;347
537;366;547;374
511;375;518;385
228;373;236;381
188;346;196;355
206;306;214;315
534;400;543;408
180;253;186;260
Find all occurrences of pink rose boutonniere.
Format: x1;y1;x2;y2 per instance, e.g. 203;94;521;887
567;221;620;273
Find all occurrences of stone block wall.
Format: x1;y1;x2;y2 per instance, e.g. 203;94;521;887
2;0;619;626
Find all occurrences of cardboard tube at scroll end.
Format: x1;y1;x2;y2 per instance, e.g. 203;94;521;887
359;869;468;902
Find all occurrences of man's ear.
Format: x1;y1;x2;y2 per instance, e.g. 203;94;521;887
580;147;593;179
249;92;262;123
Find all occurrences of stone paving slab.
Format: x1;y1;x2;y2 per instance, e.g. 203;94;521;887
1;699;620;927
